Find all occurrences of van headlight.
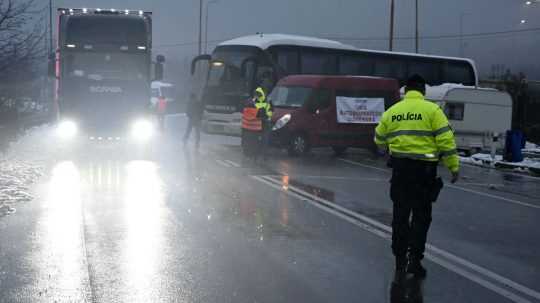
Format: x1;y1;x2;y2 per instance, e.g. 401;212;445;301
273;114;291;131
131;119;155;142
57;120;78;139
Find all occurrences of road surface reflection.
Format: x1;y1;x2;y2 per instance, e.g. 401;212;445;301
122;161;166;302
38;161;88;301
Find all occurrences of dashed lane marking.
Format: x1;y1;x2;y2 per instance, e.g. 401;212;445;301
224;160;241;168
253;174;540;303
215;159;232;168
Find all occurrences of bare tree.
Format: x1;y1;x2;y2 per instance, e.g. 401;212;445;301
0;0;46;74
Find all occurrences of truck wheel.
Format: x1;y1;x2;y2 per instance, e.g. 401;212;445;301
288;134;310;156
332;146;348;156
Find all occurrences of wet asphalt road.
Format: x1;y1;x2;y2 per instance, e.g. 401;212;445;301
0;116;539;303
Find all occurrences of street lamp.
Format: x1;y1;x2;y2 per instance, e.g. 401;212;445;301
205;0;219;54
415;0;419;53
389;0;395;51
198;0;203;55
49;0;53;55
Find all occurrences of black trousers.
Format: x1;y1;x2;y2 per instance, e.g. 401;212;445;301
390;158;437;260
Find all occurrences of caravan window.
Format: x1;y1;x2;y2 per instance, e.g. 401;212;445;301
445;102;465;121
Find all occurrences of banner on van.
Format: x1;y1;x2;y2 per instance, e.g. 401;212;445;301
336;97;385;124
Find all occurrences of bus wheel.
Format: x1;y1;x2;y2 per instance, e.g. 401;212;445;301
288;134;310;156
332;146;348;156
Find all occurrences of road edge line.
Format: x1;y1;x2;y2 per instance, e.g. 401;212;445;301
253;174;540;303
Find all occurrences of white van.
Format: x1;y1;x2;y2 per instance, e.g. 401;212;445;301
423;84;513;154
151;81;175;106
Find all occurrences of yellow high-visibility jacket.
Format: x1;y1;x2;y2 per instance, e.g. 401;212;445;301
374;90;459;173
254;87;273;120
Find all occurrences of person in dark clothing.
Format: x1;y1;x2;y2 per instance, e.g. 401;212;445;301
375;75;459;282
183;93;203;149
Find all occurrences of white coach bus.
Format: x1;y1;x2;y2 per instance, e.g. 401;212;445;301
191;34;479;136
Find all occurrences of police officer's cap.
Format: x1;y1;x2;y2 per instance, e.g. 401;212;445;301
407;74;426;86
406;74;426;92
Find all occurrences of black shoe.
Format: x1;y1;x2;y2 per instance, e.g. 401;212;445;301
394;257;407;284
407;260;427;279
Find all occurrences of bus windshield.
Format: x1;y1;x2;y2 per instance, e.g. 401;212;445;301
207;46;262;92
270;86;313;108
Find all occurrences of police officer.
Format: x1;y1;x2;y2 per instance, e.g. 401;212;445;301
374;75;459;281
253;87;273;157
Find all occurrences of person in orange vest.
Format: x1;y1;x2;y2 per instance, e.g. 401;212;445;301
156;95;167;131
241;87;272;158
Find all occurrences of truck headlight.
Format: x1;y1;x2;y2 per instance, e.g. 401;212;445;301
131;119;155;142
57;120;78;139
273;114;291;131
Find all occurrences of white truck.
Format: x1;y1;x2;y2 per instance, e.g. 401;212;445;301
424;84;513;155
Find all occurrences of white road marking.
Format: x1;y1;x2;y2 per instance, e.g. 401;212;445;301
266;174;387;182
253;174;540;303
215;160;231;168
224;160;241;168
338;158;390;173
338;158;540;210
447;184;540;210
462;162;540;180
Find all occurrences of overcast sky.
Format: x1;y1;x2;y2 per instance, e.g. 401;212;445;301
49;0;540;79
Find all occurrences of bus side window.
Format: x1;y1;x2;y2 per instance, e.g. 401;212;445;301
374;57;406;82
339;55;374;76
407;59;443;86
300;50;337;75
276;49;300;75
445;61;475;86
256;65;275;93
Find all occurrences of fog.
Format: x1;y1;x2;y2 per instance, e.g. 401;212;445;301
50;0;540;80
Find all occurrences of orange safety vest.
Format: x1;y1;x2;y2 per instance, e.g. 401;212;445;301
157;97;167;114
242;107;262;131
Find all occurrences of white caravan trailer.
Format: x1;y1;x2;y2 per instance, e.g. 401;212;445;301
151;81;175;106
424;84;513;154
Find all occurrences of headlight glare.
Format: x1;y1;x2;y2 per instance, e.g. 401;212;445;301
272;114;291;131
131;119;155;142
57;120;78;139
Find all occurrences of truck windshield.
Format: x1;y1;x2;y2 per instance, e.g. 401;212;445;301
270;86;313;108
65;52;148;81
66;15;148;46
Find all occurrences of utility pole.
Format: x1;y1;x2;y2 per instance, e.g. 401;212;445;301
205;0;218;54
389;0;395;51
198;0;203;55
415;0;419;53
49;0;53;55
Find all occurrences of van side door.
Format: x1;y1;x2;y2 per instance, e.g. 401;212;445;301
306;88;333;146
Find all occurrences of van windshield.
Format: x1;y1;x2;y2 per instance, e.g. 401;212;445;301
270;86;312;108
